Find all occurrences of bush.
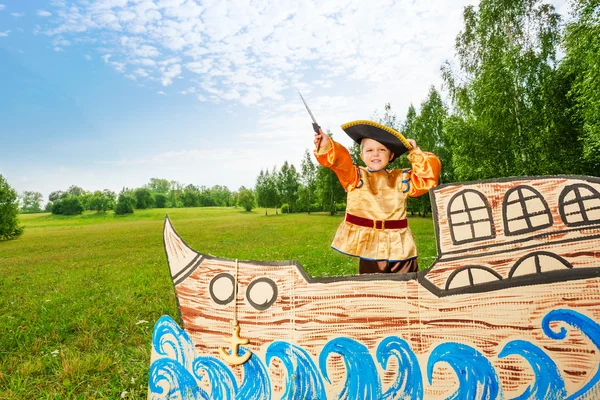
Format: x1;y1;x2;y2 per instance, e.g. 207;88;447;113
61;197;85;215
154;193;168;208
134;188;154;209
51;196;84;215
115;193;136;215
237;188;255;212
281;204;293;213
0;175;24;240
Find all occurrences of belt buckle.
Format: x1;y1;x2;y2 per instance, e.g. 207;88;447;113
373;219;385;231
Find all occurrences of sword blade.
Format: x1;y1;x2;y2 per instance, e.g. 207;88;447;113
297;89;319;126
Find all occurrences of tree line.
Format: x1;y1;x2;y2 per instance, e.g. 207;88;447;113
14;178;256;217
254;152;346;216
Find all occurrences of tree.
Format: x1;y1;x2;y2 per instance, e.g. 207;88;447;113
255;169;269;215
20;191;43;213
299;149;317;213
169;180;184;208
315;165;346;215
180;184;200;207
560;0;600;173
88;190;116;212
0;175;24;240
52;196;84;215
270;167;282;214
230;190;239;208
66;185;86;197
278;161;299;213
414;87;452;182
209;185;232;206
198;186;216;206
147;178;171;194
134;187;154;209
442;0;563;180
115;189;136;215
255;168;281;215
237;186;255;212
47;190;66;212
315;132;346;215
154;193;168;208
48;190;65;203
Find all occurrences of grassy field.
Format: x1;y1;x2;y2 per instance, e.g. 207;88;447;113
0;207;436;399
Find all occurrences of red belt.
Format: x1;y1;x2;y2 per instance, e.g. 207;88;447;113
345;213;407;230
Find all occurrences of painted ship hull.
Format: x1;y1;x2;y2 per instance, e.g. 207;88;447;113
149;175;600;399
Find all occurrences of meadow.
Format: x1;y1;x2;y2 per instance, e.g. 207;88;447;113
0;207;436;399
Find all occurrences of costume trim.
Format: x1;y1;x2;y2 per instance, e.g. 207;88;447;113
330;245;418;262
341;120;413;150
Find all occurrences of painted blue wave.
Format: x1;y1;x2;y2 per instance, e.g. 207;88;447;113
427;342;500;400
149;357;209;400
266;341;326;400
237;347;271;400
498;340;566;400
542;309;600;399
193;356;238;400
320;337;382;400
377;336;423;400
152;315;195;370
149;312;600;399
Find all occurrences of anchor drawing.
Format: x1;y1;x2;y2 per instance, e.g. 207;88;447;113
219;320;251;365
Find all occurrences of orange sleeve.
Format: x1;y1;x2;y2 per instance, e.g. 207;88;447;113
314;139;361;190
406;148;441;197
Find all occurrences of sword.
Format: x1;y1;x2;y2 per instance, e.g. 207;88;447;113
297;89;323;150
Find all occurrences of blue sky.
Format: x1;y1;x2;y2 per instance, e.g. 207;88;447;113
0;0;568;202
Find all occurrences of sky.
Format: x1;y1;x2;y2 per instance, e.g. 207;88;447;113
0;0;570;202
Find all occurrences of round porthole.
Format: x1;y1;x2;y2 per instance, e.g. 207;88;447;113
209;273;235;305
246;278;278;310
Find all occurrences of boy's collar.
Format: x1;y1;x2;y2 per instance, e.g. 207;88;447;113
366;167;388;173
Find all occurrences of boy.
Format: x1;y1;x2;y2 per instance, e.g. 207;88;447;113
314;120;441;274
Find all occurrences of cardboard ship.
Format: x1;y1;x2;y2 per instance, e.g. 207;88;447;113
148;175;600;399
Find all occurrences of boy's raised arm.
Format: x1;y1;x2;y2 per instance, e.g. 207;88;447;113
406;145;442;197
313;136;360;190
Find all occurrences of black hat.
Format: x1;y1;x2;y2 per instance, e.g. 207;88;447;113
341;120;412;161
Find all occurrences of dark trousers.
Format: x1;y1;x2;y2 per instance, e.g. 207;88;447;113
359;258;418;274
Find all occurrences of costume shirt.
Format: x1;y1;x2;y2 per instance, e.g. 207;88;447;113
315;139;441;261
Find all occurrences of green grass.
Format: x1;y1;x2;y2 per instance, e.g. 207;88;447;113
0;207;436;398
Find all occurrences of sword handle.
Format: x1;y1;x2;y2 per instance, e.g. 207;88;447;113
313;124;323;151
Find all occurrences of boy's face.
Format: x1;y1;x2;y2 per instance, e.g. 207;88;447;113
360;138;394;170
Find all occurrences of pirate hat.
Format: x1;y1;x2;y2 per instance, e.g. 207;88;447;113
341;120;412;161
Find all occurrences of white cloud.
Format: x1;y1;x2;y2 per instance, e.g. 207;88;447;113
102;54;126;72
52;37;71;46
84;54;92;60
0;30;10;37
160;63;181;86
11;12;23;17
37;10;52;17
28;0;570;194
35;0;486;112
0;4;6;11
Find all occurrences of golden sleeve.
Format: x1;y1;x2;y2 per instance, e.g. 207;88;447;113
314;139;360;190
406;148;441;197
